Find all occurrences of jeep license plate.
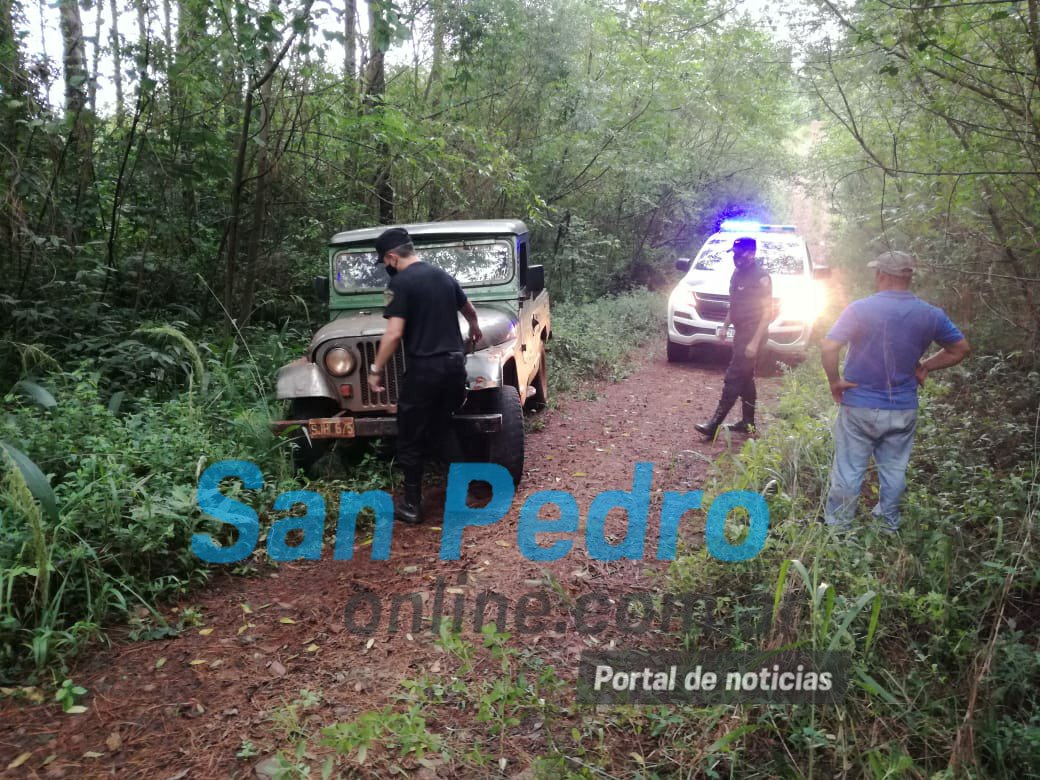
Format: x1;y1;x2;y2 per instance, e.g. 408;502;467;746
308;417;356;439
726;325;735;340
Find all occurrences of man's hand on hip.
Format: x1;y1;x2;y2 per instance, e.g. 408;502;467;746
915;362;929;386
829;378;857;403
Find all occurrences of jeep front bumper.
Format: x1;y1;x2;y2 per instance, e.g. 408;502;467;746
271;413;503;439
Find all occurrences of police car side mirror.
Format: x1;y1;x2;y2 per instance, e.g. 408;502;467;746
676;257;691;272
812;265;832;280
526;264;545;294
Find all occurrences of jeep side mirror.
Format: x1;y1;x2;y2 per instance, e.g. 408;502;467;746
812;265;832;280
676;257;691;272
526;264;545;294
312;275;330;302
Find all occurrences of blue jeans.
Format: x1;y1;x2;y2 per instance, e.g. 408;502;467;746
825;405;918;530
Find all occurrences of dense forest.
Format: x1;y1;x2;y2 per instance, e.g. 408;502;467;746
1;0;1038;776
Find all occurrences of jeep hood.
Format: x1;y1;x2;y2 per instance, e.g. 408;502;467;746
308;306;516;355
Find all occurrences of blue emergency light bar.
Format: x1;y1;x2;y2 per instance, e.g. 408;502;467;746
720;220;797;233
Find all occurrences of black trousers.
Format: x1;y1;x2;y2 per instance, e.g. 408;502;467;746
396;352;467;485
720;327;766;414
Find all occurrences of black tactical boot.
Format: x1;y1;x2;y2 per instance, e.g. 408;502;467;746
396;470;424;524
725;400;756;434
695;396;737;439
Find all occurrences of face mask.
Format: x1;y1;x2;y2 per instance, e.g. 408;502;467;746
383;260;397;277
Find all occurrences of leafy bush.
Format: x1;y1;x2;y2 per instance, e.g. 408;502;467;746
549;288;664;395
0;321;325;679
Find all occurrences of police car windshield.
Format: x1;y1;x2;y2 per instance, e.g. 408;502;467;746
693;237;807;275
333;240;513;292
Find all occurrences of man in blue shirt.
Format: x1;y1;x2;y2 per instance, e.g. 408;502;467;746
821;251;970;530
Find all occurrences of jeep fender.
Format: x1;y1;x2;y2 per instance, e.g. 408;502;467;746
466;338;519;391
276;359;339;401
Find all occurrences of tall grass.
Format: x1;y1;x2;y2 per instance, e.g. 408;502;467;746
658;352;1040;777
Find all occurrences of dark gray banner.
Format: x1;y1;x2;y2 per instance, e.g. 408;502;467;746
577;650;850;705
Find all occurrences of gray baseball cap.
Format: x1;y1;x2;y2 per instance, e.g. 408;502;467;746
868;250;915;276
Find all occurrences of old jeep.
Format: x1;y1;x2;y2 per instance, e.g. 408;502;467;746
274;219;550;484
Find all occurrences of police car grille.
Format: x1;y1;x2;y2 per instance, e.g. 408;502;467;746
694;293;729;323
358;341;406;407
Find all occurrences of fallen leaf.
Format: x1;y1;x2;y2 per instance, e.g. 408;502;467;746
269;660;286;676
155;657;167;670
189;659;207;666
198;628;214;636
495;540;511;548
240;604;253;614
279;617;296;625
6;752;31;770
237;622;254;635
105;732;122;752
83;751;104;758
305;644;319;653
66;705;87;714
572;471;587;477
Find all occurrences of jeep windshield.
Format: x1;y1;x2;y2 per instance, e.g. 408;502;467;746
692;236;807;275
333;239;514;293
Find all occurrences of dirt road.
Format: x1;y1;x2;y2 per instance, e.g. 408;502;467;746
1;345;783;778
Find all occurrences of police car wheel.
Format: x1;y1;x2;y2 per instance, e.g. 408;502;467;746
667;339;691;363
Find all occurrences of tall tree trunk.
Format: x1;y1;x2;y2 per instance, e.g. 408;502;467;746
0;0;30;297
364;0;393;224
109;0;124;127
59;0;87;115
0;0;30;103
59;0;92;234
239;49;274;324
88;0;102;114
343;0;356;101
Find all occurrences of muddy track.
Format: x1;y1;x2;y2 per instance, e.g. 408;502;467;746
0;344;783;779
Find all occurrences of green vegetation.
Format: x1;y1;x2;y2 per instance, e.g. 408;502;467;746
2;0;1039;774
256;358;1036;778
0;323;305;678
0;288;661;680
658;355;1039;777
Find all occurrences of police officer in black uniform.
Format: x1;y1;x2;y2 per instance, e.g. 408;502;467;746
695;236;772;438
367;228;483;523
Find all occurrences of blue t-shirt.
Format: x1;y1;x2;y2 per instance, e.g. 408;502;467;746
827;291;964;409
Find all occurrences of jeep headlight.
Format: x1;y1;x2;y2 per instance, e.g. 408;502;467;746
324;347;357;376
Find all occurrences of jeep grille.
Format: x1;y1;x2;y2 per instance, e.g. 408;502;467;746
358;341;407;407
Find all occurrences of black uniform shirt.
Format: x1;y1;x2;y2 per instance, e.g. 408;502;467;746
383;262;468;357
728;262;772;331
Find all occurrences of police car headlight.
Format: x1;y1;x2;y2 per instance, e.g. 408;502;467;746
324;347;357;376
779;284;827;323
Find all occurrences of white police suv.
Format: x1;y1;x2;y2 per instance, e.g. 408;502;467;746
666;221;830;362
